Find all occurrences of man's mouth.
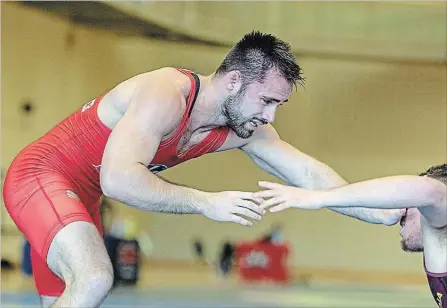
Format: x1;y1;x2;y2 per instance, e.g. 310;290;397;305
249;120;259;127
249;118;267;127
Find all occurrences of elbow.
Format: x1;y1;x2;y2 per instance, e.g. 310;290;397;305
424;178;446;207
101;182;116;200
424;180;447;228
100;162;146;200
100;168;123;200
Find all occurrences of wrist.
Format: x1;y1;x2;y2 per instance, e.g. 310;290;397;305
312;190;332;209
189;189;211;215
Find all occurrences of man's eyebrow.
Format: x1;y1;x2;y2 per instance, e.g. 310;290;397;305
263;96;288;103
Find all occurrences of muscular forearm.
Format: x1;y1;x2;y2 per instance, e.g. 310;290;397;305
246;136;399;224
101;163;208;214
288;161;348;189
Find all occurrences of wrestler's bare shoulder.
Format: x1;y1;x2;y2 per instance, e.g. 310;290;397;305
215;124;279;152
97;67;193;130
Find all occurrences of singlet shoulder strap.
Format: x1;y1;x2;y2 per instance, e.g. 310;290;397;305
158;68;201;148
177;68;200;119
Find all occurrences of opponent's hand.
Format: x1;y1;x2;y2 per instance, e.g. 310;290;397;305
254;181;324;212
254;181;405;225
200;191;266;226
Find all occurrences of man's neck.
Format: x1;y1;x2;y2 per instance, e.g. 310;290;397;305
187;74;227;133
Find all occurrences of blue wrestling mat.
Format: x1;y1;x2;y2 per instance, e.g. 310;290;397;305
1;283;436;307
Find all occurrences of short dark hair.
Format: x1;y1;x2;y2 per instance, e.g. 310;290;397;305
215;31;304;89
419;163;447;183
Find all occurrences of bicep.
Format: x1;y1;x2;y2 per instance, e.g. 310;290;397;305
419;187;447;228
101;112;162;173
100;83;181;182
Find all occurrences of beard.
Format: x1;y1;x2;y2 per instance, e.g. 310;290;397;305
400;239;423;253
222;91;265;139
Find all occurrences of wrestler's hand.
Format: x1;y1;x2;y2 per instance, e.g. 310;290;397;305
200;191;265;226
254;181;324;212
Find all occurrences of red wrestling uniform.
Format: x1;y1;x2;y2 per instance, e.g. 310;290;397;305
3;69;230;296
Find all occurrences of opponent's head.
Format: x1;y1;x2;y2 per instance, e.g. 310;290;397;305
215;31;304;138
399;163;447;252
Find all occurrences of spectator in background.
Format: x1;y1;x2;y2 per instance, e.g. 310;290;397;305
218;240;235;277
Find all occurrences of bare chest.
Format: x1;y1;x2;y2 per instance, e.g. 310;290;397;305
176;129;210;155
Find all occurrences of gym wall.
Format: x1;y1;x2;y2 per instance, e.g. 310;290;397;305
1;2;446;276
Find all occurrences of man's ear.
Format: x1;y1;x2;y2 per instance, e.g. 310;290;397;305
223;70;243;95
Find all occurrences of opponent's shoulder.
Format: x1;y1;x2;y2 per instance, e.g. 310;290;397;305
418;178;447;228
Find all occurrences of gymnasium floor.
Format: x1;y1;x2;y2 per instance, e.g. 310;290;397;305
1;268;437;308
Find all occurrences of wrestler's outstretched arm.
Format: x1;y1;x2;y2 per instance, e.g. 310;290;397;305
240;124;405;225
254;174;447;272
254;175;446;226
100;80;264;226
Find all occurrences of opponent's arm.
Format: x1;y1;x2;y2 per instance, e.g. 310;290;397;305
318;176;446;227
241;125;403;225
256;175;446;228
101;80;263;226
255;170;447;274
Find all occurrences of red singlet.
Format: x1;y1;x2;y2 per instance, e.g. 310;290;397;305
3;69;230;296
